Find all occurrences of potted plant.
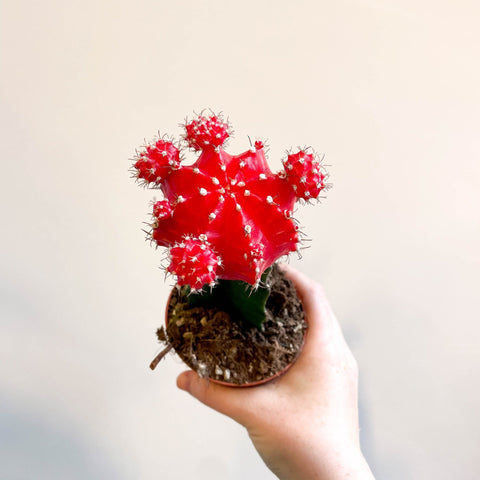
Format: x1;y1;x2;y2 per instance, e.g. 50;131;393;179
131;111;328;386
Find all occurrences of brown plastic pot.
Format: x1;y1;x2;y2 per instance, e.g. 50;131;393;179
163;288;305;388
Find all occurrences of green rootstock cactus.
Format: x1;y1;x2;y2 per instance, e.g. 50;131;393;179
132;111;328;328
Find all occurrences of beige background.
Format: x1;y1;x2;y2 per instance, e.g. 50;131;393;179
1;0;479;478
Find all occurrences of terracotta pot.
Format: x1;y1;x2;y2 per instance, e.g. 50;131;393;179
164;288;305;388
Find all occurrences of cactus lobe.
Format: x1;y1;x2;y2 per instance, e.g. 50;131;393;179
134;139;181;185
283;150;326;200
167;237;219;290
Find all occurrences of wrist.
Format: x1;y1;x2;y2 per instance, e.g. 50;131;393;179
264;436;374;480
285;449;373;480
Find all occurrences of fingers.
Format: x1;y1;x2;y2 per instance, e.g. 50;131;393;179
177;370;253;426
281;264;351;369
279;264;337;331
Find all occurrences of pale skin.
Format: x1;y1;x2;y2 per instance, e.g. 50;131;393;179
177;264;375;480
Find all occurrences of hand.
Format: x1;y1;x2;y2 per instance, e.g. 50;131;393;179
177;264;375;480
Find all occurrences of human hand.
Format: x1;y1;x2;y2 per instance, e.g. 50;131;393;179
177;264;375;480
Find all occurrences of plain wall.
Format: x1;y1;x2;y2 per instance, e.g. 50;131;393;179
1;0;479;478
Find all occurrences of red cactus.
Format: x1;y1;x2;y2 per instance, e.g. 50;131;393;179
183;114;230;151
283;150;326;200
133;112;327;288
152;200;173;221
167;237;219;290
133;139;181;185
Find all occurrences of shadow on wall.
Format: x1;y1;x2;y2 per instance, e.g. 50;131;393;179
0;402;127;480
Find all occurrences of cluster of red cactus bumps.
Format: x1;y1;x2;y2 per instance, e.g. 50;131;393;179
132;112;327;290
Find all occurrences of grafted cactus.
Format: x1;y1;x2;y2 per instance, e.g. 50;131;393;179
132;112;327;293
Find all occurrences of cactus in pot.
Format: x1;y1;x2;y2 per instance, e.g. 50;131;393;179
131;111;328;385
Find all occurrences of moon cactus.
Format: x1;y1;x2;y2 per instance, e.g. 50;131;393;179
132;112;327;293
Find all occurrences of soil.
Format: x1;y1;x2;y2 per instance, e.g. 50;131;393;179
155;263;307;385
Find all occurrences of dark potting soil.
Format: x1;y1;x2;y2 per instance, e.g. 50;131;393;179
156;264;307;385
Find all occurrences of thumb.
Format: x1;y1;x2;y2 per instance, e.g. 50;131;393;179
177;370;252;426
